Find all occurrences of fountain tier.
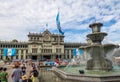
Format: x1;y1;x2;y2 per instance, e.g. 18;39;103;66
87;32;107;44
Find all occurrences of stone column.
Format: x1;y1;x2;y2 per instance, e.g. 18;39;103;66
69;50;71;59
18;50;21;60
23;50;26;60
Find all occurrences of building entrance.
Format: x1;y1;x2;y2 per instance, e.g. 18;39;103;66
43;55;51;60
31;56;37;61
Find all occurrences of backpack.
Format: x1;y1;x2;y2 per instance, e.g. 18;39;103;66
33;70;39;77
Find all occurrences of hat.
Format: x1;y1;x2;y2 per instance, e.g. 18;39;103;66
22;75;27;80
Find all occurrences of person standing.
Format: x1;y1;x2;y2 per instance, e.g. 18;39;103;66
21;64;26;75
0;68;8;82
30;67;39;82
55;58;60;66
11;65;22;82
0;67;3;82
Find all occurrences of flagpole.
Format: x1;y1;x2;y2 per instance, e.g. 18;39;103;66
56;7;64;60
57;8;60;59
58;30;60;59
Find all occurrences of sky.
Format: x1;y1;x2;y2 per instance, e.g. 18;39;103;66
0;0;120;44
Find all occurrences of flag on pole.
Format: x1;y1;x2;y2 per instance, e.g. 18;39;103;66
3;48;16;56
73;48;80;56
76;48;80;56
73;48;77;56
79;49;83;55
56;12;64;35
73;48;83;56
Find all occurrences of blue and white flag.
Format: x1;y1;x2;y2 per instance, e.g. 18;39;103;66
79;49;83;55
73;48;83;56
3;48;16;56
73;48;77;56
76;48;80;56
56;12;64;35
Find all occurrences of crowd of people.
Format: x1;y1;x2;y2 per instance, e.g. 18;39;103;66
0;60;39;82
38;58;69;66
0;57;70;82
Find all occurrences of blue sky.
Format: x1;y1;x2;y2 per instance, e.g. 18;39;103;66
0;0;120;44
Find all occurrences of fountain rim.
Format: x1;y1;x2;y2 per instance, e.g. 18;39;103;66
53;67;120;77
89;22;103;28
87;32;107;37
79;43;118;49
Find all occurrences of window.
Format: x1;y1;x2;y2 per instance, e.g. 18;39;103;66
16;55;18;59
56;48;61;53
37;37;39;40
26;50;28;54
41;49;52;53
16;50;18;54
1;49;3;54
21;50;23;54
31;37;32;40
32;48;37;53
21;55;23;59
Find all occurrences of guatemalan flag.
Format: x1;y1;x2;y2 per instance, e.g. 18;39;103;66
56;12;64;35
73;48;83;56
3;48;16;56
79;49;83;55
73;48;77;56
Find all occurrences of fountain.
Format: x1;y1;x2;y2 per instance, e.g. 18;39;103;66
82;22;119;71
52;22;120;82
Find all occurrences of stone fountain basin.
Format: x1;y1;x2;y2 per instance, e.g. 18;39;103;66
103;44;119;54
52;66;120;82
80;44;119;54
87;32;107;43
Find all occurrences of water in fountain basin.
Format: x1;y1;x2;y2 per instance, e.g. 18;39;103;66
60;65;120;75
60;47;120;75
63;55;87;74
63;50;92;74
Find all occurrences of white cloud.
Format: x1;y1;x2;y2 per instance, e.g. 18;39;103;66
0;0;119;44
64;32;86;43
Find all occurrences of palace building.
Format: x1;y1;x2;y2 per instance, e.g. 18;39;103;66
0;29;88;61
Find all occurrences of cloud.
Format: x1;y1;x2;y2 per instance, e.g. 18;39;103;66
0;0;120;44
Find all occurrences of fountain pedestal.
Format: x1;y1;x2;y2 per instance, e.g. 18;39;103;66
86;45;112;70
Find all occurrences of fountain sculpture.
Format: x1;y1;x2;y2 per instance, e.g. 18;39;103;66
52;22;120;82
81;22;119;71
